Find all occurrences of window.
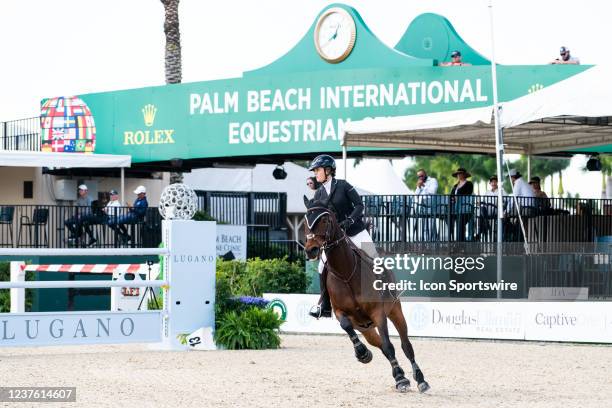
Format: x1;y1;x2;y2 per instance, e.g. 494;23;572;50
23;181;33;199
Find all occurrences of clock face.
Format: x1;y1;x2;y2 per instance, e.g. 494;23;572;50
314;8;356;63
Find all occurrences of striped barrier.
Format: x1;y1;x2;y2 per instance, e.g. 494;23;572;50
11;262;161;313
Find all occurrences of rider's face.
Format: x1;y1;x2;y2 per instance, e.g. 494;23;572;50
314;167;327;183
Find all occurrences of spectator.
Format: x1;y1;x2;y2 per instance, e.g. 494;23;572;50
508;169;535;198
450;167;474;195
485;175;505;196
528;176;548;199
306;176;319;191
64;184;96;247
550;46;580;65
450;167;474;240
415;169;439;240
529;176;552;213
440;50;472;67
415;169;438;195
114;186;148;243
105;189;121;225
478;175;507;239
508;169;536;215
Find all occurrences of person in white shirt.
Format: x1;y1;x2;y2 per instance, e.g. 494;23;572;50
415;169;438;195
414;169;439;240
105;189;123;240
509;169;535;198
508;169;536;216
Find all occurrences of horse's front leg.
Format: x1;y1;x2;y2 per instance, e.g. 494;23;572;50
337;313;373;364
374;312;411;392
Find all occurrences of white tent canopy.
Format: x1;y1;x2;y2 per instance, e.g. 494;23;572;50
184;162;376;214
343;65;612;155
0;150;131;199
336;159;412;195
0;151;131;168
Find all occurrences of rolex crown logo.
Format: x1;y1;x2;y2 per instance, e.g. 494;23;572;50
142;104;157;127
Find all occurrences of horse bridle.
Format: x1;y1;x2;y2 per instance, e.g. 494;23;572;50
305;207;347;252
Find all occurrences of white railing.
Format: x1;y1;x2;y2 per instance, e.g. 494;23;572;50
0;248;168;256
0;280;167;289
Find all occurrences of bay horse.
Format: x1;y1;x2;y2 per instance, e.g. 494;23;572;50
303;198;430;393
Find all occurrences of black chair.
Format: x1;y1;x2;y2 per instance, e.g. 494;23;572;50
0;206;15;247
18;208;49;247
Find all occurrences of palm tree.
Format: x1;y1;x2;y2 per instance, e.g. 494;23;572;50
514;156;570;197
161;0;183;183
161;0;182;84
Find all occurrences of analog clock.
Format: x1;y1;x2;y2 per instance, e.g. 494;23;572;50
314;7;357;63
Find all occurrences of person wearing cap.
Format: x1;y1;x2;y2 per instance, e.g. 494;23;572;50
115;186;149;243
529;176;552;213
528;176;548;199
478;175;508;240
484;175;505;197
440;50;472;67
450;168;474;241
508;169;535;198
104;189;121;223
507;169;537;218
64;184;97;246
550;46;580;65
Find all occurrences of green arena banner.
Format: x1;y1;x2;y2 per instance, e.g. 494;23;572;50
49;5;589;164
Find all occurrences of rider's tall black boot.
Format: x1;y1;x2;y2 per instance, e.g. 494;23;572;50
309;267;332;319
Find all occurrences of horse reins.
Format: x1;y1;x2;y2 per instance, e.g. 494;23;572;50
306;207;401;305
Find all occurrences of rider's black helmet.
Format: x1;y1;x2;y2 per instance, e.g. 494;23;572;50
308;154;336;171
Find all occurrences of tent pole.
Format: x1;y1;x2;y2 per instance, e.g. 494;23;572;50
527;155;531;180
489;0;504;299
342;145;347;179
121;167;125;204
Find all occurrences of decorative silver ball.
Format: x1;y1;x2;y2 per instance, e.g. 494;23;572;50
159;183;198;220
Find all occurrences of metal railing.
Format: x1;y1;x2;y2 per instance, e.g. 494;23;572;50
0;205;161;248
1;117;41;151
363;194;612;246
196;190;287;228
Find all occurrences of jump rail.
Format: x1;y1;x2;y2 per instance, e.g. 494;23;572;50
0;280;167;289
0;248;169;256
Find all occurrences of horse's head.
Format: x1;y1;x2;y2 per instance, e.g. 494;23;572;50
303;196;339;260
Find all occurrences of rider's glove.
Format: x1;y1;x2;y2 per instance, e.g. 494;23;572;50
339;217;354;230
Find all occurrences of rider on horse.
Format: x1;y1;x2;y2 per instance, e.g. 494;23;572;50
307;154;376;318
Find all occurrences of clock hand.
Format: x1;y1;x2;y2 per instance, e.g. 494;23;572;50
329;23;340;41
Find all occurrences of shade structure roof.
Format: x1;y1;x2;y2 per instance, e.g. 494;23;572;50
343;65;612;155
0;151;131;168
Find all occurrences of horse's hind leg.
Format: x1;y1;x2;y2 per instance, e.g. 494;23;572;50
372;311;411;392
337;313;373;364
388;302;430;393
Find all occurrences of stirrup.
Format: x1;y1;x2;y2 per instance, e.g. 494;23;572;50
309;304;332;319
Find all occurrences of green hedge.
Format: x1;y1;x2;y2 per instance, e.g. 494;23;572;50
216;257;309;298
213;257;307;350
